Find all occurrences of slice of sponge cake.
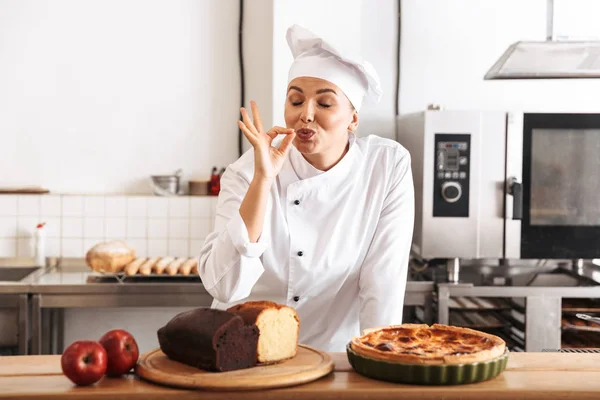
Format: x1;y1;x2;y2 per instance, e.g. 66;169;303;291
227;301;300;364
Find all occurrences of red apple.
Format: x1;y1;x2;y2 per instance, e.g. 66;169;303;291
98;329;139;376
61;340;107;386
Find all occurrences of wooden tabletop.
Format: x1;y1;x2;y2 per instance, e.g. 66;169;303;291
2;352;600;399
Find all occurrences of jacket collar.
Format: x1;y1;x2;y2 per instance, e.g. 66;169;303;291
282;132;362;191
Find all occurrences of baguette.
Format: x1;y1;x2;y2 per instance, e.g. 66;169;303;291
179;258;198;276
166;258;187;276
191;263;198;275
139;257;160;276
153;257;175;275
124;258;147;276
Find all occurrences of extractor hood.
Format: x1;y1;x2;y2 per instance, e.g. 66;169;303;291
485;41;600;79
484;0;600;79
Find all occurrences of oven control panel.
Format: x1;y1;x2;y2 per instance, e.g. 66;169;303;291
433;134;470;217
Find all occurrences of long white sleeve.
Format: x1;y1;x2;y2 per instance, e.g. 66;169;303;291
197;165;269;303
358;149;414;334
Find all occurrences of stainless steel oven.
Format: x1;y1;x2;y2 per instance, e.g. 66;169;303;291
397;110;600;260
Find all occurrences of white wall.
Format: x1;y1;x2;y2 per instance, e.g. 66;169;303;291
6;0;600;195
399;0;600;114
0;0;241;193
360;0;398;139
239;0;273;154
1;0;400;193
554;0;600;40
0;194;217;258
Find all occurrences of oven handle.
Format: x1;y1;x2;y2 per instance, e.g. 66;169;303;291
508;177;523;220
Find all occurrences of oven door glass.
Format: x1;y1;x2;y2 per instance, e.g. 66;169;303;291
522;113;600;258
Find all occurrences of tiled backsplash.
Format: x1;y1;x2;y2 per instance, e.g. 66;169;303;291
0;195;218;258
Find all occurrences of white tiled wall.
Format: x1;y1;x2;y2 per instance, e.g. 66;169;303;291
0;195;218;258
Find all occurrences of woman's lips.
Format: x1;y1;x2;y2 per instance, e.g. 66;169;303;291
296;128;316;141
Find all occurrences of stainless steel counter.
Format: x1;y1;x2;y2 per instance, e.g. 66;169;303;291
0;294;27;355
0;261;39;293
4;257;594;355
0;283;31;294
0;261;34;355
23;265;214;355
26;267;432;355
0;258;435;355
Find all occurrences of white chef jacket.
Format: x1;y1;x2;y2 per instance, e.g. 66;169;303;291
198;132;414;352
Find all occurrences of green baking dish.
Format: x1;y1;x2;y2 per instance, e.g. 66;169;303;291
347;343;509;385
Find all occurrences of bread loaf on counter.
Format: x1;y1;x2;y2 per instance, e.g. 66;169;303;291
157;308;259;372
85;241;136;273
227;301;300;364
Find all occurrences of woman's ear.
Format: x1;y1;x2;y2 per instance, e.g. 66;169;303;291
347;110;360;132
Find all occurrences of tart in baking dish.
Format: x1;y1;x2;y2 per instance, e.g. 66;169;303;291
350;323;506;365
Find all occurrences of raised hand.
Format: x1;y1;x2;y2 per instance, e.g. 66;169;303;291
238;101;296;181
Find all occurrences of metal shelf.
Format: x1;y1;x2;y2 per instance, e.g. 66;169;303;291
437;281;600;352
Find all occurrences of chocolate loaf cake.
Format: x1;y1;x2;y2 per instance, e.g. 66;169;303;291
227;301;300;364
157;308;259;372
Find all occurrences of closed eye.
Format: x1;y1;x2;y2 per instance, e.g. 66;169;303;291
290;101;331;108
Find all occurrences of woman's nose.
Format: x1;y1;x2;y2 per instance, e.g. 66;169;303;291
300;103;315;123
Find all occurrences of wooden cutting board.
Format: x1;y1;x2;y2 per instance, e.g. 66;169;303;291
135;344;334;391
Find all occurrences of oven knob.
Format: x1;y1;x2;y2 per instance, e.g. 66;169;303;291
441;181;462;203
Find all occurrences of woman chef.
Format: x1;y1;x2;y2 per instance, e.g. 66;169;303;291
198;25;414;352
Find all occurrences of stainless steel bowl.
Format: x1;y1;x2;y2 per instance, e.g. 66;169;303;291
150;175;181;196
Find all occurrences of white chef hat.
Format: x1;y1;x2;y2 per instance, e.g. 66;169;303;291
286;24;382;112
